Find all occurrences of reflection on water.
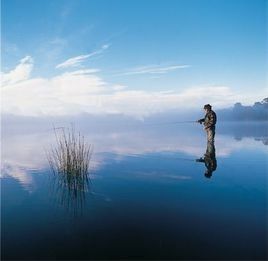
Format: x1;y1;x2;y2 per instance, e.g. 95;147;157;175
218;121;268;144
1;121;267;260
196;142;217;178
1;121;267;191
49;170;90;216
255;137;268;145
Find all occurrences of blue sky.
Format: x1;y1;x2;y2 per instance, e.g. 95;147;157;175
1;0;267;117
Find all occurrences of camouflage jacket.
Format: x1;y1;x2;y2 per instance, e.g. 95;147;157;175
199;110;217;129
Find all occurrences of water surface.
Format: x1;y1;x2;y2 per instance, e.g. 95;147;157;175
1;121;267;260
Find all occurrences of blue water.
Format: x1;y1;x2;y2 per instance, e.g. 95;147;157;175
1;122;267;260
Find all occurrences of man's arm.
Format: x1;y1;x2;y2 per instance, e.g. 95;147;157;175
197;118;205;124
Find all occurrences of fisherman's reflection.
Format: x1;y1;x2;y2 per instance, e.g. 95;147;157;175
196;142;217;178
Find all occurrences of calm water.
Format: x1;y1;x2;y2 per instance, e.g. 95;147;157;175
1;121;267;260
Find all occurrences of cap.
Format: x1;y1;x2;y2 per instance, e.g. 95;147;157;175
203;104;212;110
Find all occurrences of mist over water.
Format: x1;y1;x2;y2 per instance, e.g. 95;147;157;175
1;117;267;260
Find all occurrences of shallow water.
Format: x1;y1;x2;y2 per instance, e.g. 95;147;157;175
1;121;267;260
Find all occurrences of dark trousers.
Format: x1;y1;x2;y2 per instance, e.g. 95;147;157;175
206;126;215;143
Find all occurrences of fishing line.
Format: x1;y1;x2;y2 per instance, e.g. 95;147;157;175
143;120;197;126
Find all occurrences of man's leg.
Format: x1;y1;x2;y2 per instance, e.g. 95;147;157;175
207;128;215;143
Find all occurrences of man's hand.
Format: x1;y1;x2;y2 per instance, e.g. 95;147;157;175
196;157;205;162
197;120;202;124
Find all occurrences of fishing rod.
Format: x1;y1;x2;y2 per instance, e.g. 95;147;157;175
41;121;198;132
144;120;197;126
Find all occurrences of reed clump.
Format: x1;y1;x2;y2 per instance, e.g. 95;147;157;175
46;126;93;215
47;126;93;191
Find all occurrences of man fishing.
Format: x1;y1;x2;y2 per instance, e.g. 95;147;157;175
197;104;217;143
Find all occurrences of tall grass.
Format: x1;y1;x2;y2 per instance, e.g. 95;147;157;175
46;126;93;214
47;126;92;177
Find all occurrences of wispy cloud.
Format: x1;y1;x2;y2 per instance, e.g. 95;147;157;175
66;69;100;75
55;44;110;69
116;64;190;76
1;56;33;86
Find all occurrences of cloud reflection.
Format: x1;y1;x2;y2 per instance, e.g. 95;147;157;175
1;121;267;191
1;164;35;192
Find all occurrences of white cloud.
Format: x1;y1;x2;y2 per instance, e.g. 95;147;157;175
1;56;33;85
56;44;110;69
66;69;100;75
1;56;265;118
116;64;190;76
56;54;94;69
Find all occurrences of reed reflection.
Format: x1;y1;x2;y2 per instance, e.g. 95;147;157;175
196;142;217;178
47;127;93;215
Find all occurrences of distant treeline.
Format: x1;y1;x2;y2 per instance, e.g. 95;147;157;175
218;98;268;121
